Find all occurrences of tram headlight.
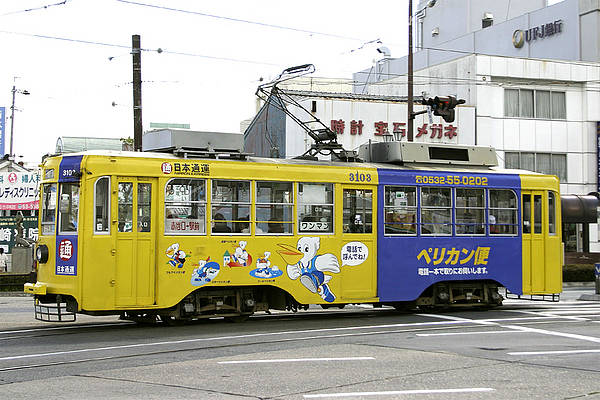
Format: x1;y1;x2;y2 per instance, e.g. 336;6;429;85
36;245;49;264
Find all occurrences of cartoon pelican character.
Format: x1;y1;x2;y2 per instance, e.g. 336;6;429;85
277;237;340;302
166;243;186;268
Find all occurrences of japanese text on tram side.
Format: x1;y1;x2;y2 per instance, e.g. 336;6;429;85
415;175;488;186
417;246;490;276
162;162;210;176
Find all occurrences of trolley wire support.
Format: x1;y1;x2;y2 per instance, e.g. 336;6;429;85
256;64;362;162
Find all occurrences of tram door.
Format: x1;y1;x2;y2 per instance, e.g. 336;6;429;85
340;186;376;300
114;177;157;306
522;191;545;293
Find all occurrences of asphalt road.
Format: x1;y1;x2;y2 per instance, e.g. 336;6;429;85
0;287;599;400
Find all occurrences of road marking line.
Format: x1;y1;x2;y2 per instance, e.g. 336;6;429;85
0;319;470;362
508;349;600;356
416;330;524;337
303;388;495;398
503;324;600;344
0;322;131;335
422;313;600;347
218;357;374;364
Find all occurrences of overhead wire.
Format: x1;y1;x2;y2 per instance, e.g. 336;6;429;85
115;0;368;42
0;0;68;17
0;29;286;67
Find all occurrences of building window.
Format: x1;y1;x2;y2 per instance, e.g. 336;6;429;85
255;181;293;235
504;152;567;182
298;183;334;234
211;180;250;234
504;89;566;119
421;187;452;235
165;179;206;235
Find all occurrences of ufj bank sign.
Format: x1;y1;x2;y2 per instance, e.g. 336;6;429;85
512;20;563;48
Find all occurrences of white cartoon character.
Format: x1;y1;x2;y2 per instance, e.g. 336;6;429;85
191;257;221;286
229;241;252;267
278;237;340;302
166;243;187;268
256;251;272;277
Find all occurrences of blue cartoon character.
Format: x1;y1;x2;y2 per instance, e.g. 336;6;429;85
191;257;221;286
166;243;187;268
250;251;283;279
278;237;340;302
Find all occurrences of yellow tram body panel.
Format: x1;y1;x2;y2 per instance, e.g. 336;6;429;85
519;173;562;295
36;153;380;312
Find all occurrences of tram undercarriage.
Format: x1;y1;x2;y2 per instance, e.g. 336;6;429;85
33;280;505;323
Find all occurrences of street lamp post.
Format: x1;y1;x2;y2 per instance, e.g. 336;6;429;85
9;85;30;160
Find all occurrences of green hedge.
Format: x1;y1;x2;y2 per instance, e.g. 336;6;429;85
563;264;596;282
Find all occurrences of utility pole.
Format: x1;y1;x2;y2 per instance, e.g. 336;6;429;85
407;0;414;142
9;86;17;159
132;34;143;151
9;81;30;161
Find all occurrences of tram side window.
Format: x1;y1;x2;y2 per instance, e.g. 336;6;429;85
165;179;206;235
94;177;109;233
384;186;416;235
343;189;372;233
138;183;152;232
421;187;452;235
455;188;485;235
118;183;133;232
489;189;518;235
522;194;532;234
298;183;334;234
548;191;556;235
212;180;250;234
58;183;80;233
255;181;293;235
534;194;543;234
41;183;57;236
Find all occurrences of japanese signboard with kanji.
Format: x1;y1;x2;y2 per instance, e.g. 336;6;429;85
0;216;38;254
0;171;40;210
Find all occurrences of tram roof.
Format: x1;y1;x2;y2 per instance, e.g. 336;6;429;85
55;150;546;177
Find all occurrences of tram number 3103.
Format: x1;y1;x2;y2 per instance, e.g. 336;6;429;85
348;172;372;182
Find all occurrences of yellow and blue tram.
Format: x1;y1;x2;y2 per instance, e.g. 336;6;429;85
25;143;562;321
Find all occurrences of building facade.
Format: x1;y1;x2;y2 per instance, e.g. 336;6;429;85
245;0;600;252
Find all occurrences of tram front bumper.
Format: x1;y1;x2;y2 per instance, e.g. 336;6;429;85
24;282;47;295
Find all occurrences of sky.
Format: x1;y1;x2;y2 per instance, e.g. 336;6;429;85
0;0;565;164
0;0;412;164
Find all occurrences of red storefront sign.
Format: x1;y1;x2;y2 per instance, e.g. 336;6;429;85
331;119;458;139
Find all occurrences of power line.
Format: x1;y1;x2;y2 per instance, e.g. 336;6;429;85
0;0;68;17
115;0;367;42
0;30;286;67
